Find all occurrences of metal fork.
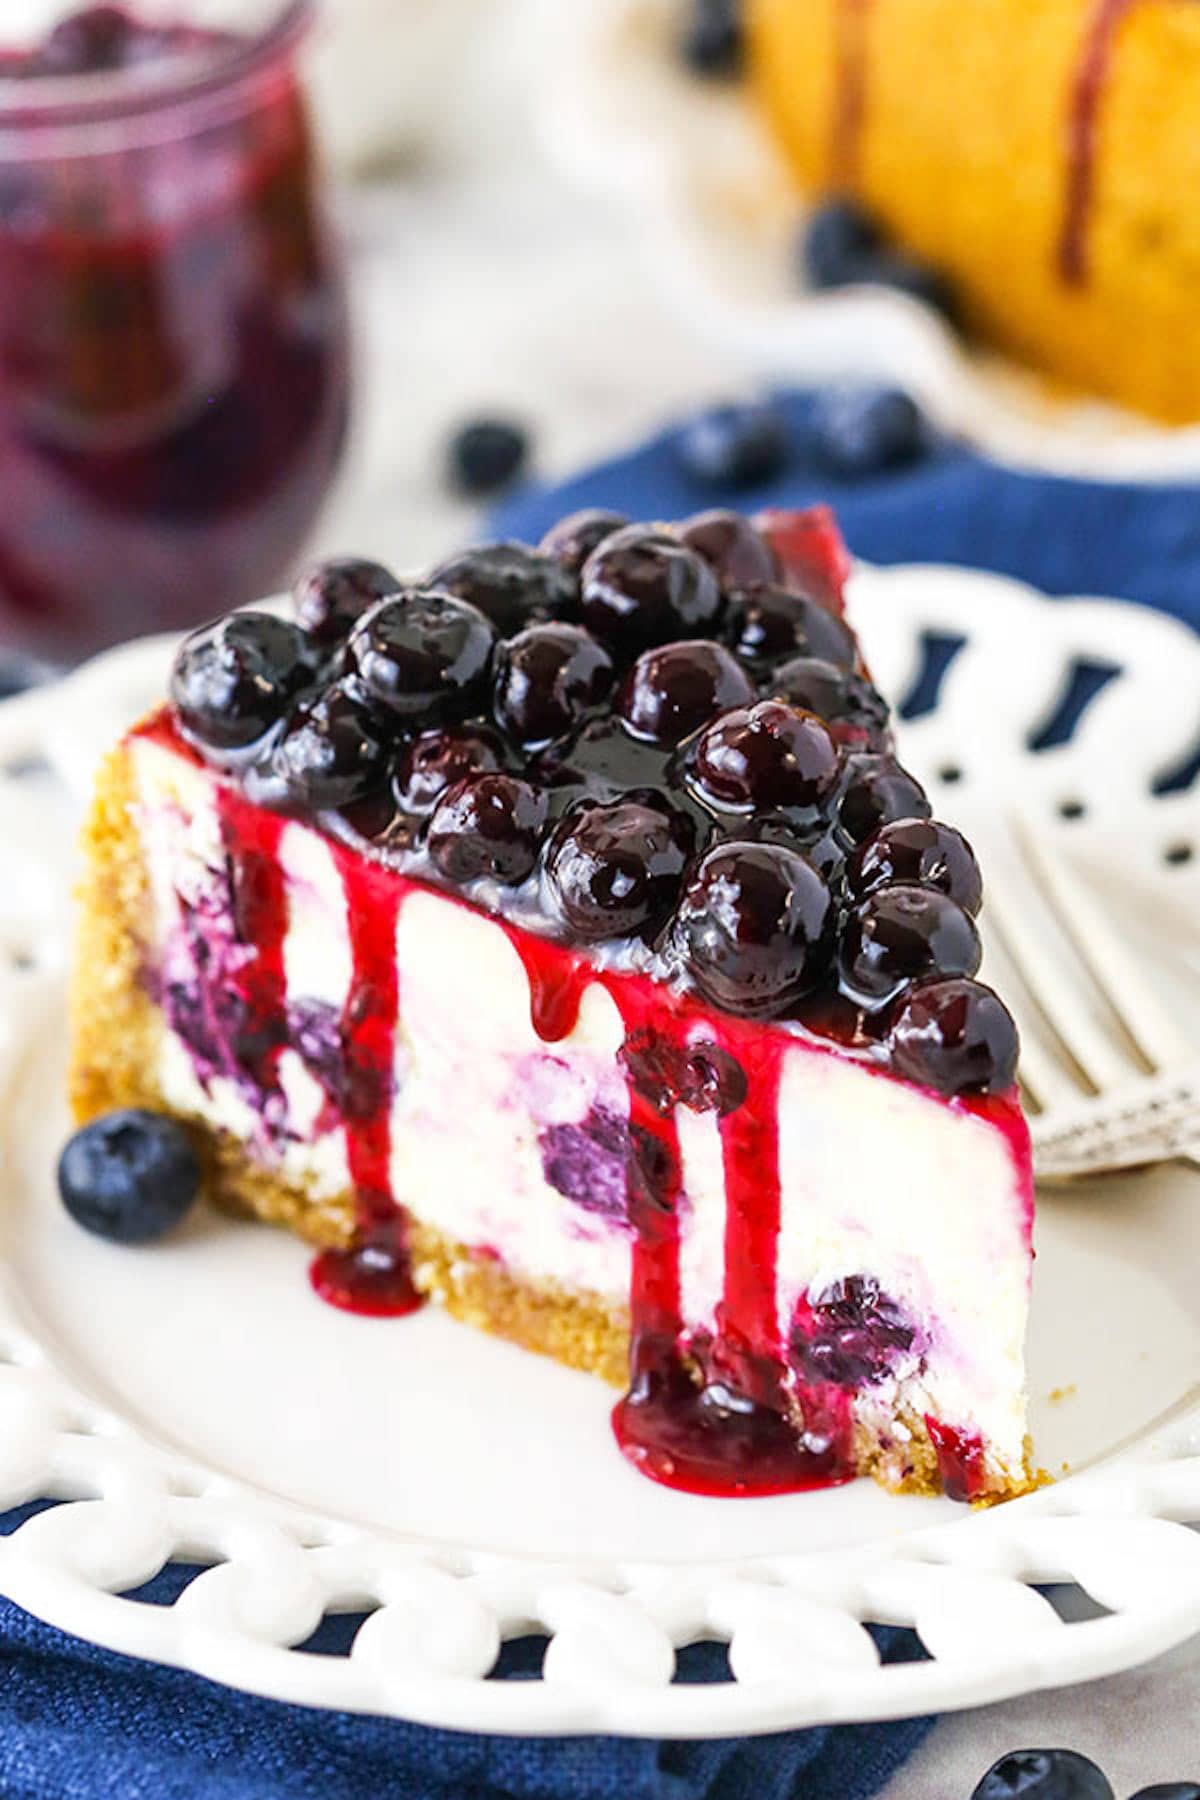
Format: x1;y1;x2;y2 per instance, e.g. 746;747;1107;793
974;818;1200;1180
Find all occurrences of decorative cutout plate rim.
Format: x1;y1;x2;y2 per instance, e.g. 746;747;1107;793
0;563;1197;1737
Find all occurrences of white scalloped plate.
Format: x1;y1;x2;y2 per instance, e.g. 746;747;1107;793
0;563;1198;1736
535;0;1200;481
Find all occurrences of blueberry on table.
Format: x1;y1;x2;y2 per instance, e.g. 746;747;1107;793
679;0;743;78
810;384;931;478
971;1749;1115;1800
446;417;530;497
58;1110;200;1244
292;557;399;647
675;401;791;490
170;613;312;753
801;198;885;290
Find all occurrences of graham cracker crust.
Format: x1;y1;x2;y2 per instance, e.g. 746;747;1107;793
68;736;1033;1503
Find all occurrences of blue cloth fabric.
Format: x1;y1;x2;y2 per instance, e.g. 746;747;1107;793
6;386;1199;1798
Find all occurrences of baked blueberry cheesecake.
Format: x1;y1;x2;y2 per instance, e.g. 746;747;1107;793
69;505;1035;1501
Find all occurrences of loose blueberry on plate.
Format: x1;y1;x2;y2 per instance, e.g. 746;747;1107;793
393;726;504;816
170;612;312;752
446;417;530;497
725;583;858;670
581;526;723;657
428;541;577;635
971;1749;1115;1800
674;400;790;490
539;508;629;575
801;197;885;289
270;680;388;810
427;773;546;885
348;589;496;720
673;840;834;1015
679;0;743;78
545;799;691;939
888;976;1019;1096
58;1109;200;1244
292;556;399;647
839;884;981;1007
620;639;753;746
692;700;841;813
493;622;614;750
765;655;890;746
677;507;780;588
846;817;982;914
838;753;931;843
810;384;931;478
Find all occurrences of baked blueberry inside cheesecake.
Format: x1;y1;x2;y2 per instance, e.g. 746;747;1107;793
69;505;1035;1501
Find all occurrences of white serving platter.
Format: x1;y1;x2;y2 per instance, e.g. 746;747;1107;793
0;562;1197;1735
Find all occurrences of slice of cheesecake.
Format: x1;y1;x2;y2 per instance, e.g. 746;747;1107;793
70;505;1034;1501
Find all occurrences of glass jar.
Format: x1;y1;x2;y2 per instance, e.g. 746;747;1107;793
0;2;350;661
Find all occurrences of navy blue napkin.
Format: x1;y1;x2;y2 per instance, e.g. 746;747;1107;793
4;386;1198;1799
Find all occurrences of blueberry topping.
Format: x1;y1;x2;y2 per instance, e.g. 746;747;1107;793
493;622;614;749
792;1277;916;1387
810;384;931;478
692;700;841;814
581;526;723;657
270;680;388;811
679;0;743;77
675;400;790;489
393;726;503;815
889;977;1019;1097
801;198;884;289
170;612;311;752
971;1750;1114;1800
677;508;780;588
58;1109;200;1244
725;584;857;670
839;884;981;1007
838;753;931;843
427;773;546;885
620;639;753;747
292;557;399;647
428;542;576;635
446;417;529;496
539;508;629;574
673;840;834;1016
347;589;496;720
846;817;982;914
765;656;889;745
545;799;691;940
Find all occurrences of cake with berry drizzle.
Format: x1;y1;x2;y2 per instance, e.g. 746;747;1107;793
70;504;1035;1501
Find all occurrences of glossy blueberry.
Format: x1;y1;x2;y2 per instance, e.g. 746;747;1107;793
170;612;311;752
539;508;629;575
801;198;884;289
428;542;576;636
58;1109;200;1244
446;417;529;496
675;401;790;490
545;799;691;940
347;589;497;720
765;656;889;746
673;840;834;1015
725;583;857;670
809;384;931;478
792;1277;916;1388
677;508;780;588
292;556;399;647
581;526;723;658
620;639;753;746
971;1749;1114;1800
838;753;931;844
846;817;982;914
427;773;546;885
889;977;1020;1097
393;726;503;816
493;622;614;749
839;884;981;1007
678;0;743;78
270;680;388;810
693;700;841;814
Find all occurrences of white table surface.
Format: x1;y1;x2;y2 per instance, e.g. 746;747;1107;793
301;27;1200;1788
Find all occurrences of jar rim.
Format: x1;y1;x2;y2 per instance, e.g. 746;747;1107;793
0;1;313;135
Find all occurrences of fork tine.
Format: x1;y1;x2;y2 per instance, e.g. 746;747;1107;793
982;856;1134;1093
1012;817;1196;1072
977;928;1081;1112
